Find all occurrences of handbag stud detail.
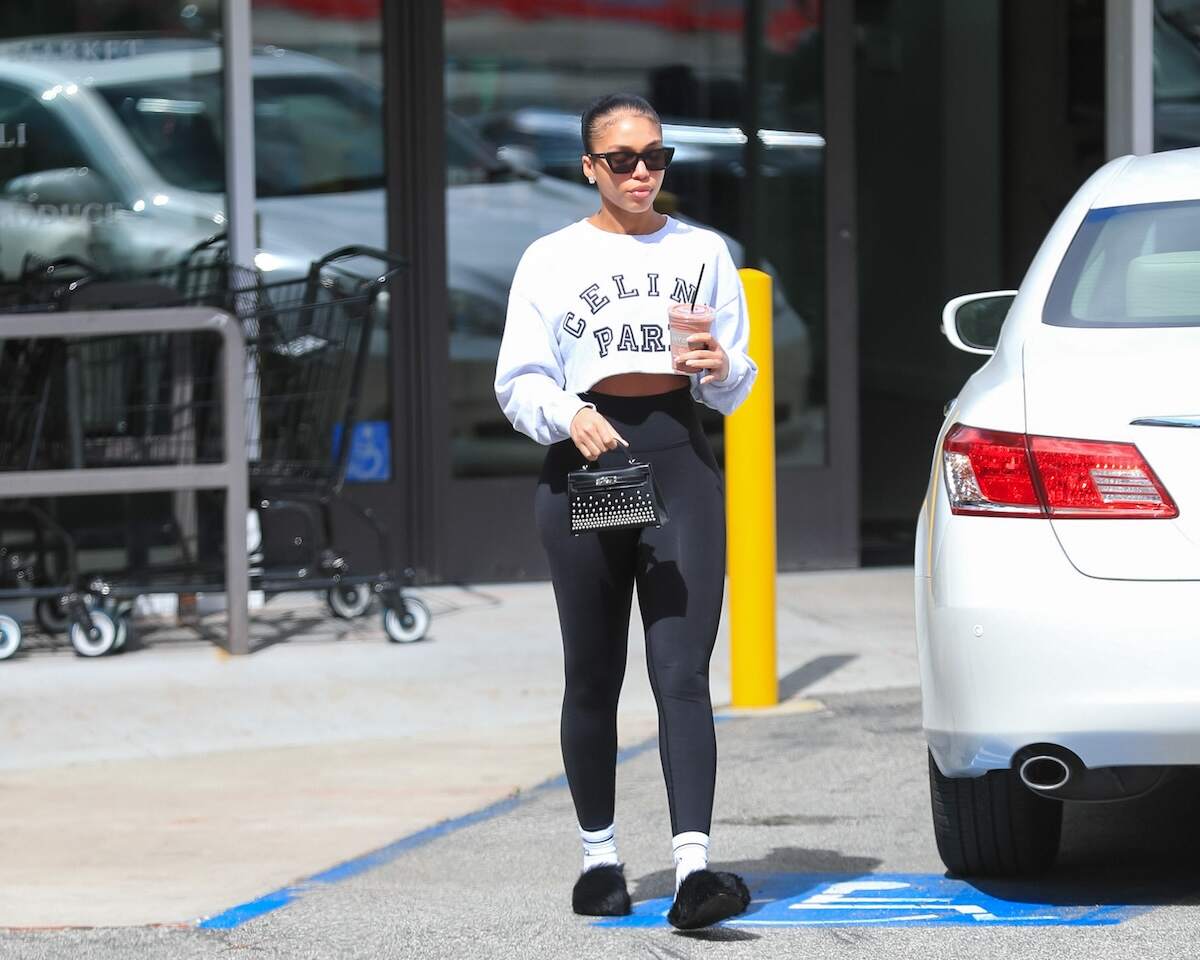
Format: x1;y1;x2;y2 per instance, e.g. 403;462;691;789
566;456;669;535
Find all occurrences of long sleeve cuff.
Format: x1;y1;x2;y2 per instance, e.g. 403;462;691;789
691;351;756;416
547;395;595;442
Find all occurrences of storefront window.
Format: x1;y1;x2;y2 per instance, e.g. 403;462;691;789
444;0;827;477
251;0;390;482
1155;0;1200;151
0;8;224;280
760;0;825;467
0;6;231;589
0;4;391;484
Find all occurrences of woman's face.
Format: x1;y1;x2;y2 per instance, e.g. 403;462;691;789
581;113;665;215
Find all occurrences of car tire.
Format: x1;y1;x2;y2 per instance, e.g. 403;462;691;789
928;749;1062;877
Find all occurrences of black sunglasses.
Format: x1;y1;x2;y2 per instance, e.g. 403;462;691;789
587;146;675;174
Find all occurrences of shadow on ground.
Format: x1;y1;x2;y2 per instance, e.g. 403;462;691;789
967;768;1200;908
630;847;883;940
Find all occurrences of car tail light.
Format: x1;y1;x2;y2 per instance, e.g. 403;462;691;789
942;426;1043;517
942;424;1177;519
1028;436;1178;518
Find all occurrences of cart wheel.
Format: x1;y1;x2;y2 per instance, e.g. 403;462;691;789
0;615;22;661
383;597;430;644
113;613;132;651
35;597;71;635
96;597;134;650
327;584;372;619
69;610;119;658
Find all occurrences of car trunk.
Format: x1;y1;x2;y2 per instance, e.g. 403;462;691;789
1023;323;1200;579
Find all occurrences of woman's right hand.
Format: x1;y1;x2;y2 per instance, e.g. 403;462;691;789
570;407;629;461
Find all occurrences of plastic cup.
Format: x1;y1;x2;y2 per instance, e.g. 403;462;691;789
668;302;715;373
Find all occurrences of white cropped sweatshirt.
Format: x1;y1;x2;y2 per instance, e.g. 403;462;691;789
494;215;758;445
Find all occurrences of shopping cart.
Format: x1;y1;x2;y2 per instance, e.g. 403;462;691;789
0;245;429;659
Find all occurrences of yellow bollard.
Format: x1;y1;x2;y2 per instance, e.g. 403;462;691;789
727;269;778;708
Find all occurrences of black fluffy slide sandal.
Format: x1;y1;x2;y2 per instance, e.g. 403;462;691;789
572;863;632;916
667;869;751;930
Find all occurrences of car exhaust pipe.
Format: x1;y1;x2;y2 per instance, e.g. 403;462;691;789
1011;745;1168;802
1018;754;1072;792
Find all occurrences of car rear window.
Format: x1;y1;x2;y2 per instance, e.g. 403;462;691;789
1044;199;1200;328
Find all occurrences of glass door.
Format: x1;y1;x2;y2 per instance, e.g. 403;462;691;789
438;0;857;580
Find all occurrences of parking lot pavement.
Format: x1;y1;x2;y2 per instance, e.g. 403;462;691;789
6;685;1200;959
0;567;915;929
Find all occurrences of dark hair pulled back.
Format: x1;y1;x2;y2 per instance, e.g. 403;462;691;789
580;93;662;153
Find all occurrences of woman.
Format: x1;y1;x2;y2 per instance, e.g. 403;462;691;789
493;93;757;930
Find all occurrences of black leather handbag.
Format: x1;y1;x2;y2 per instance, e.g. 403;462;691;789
567;457;669;535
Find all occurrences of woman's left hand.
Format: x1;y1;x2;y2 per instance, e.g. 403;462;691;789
681;333;730;385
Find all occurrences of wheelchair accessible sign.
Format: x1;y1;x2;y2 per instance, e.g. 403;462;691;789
594;874;1146;928
332;421;391;482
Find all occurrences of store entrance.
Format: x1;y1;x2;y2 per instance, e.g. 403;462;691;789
854;0;1105;564
435;0;859;582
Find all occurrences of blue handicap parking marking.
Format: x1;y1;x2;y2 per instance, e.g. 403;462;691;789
594;873;1148;929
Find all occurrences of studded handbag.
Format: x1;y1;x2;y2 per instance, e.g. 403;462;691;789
567;457;669;535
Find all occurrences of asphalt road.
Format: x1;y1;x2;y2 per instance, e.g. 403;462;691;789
6;686;1200;959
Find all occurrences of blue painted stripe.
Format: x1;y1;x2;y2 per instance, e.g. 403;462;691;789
200;888;304;930
306;792;528;885
198;714;733;930
198;791;528;929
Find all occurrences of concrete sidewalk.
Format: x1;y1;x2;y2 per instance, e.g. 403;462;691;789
0;567;917;928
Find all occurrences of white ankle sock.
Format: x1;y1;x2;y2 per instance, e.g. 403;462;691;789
672;831;710;892
580;822;619;872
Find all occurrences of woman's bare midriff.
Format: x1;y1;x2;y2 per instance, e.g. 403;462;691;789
588;372;690;396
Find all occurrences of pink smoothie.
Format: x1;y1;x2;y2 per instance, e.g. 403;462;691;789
668;302;715;373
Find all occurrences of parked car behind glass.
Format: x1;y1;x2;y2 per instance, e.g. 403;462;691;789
0;37;811;474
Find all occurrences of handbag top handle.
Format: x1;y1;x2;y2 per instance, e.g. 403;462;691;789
578;455;641;471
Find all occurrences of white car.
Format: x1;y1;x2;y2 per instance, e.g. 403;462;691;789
916;146;1200;877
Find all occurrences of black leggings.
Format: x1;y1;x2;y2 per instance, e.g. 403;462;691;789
534;384;726;835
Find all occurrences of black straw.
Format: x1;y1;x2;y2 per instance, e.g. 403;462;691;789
690;264;704;311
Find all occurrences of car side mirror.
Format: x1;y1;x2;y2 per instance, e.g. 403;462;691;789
3;167;119;208
941;291;1017;355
